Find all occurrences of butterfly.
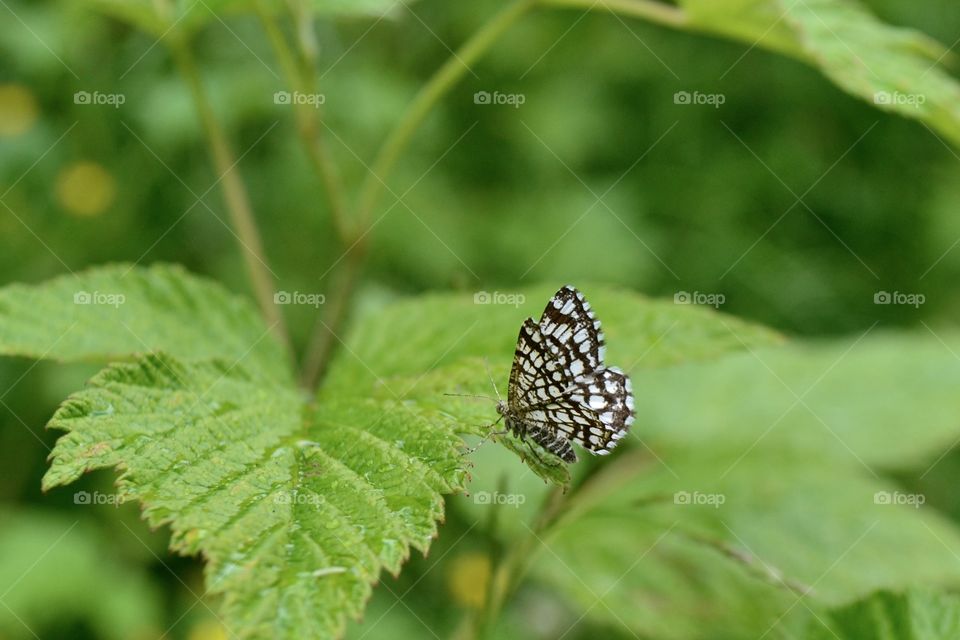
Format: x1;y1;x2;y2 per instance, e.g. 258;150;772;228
495;285;634;463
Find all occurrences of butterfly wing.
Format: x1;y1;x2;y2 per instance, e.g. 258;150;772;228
537;285;606;378
563;366;634;454
505;287;635;460
507;318;567;409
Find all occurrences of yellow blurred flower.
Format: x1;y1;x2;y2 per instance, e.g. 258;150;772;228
187;620;228;640
55;161;116;217
447;551;491;609
0;84;38;137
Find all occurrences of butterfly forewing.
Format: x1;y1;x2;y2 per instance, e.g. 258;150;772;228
537;285;606;378
503;286;635;462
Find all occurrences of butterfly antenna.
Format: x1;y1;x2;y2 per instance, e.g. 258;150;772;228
483;357;502;403
443;392;495;401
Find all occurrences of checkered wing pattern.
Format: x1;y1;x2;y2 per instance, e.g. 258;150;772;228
505;286;634;459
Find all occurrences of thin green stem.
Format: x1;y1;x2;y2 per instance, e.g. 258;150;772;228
255;3;351;243
302;0;537;389
476;449;652;636
300;243;365;389
539;0;687;28
163;27;292;358
354;0;538;231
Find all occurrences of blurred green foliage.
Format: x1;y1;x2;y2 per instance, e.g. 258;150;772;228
4;0;960;638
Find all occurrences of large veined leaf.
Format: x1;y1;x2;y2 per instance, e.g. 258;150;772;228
635;331;960;471
530;448;960;639
0;510;162;640
676;0;960;145
42;353;465;640
0;263;288;381
803;589;960;639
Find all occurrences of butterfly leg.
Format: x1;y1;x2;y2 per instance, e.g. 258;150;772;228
462;415;509;457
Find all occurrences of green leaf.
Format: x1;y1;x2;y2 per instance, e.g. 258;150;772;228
0;263;289;381
0;509;162;640
678;0;960;145
532;449;960;639
42;353;465;640
636;331;960;470
803;589;960;639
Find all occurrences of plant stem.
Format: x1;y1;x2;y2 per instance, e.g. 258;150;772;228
354;0;538;230
163;27;292;356
255;3;351;243
300;243;365;388
302;0;538;389
477;449;652;635
539;0;687;28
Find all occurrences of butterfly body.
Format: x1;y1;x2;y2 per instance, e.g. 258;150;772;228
500;286;634;463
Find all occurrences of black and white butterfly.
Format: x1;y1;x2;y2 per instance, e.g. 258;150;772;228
495;285;634;463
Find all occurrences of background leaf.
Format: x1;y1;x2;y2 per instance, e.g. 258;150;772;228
0;509;162;640
802;589;960;639
636;331;960;470
678;0;960;144
529;448;960;639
